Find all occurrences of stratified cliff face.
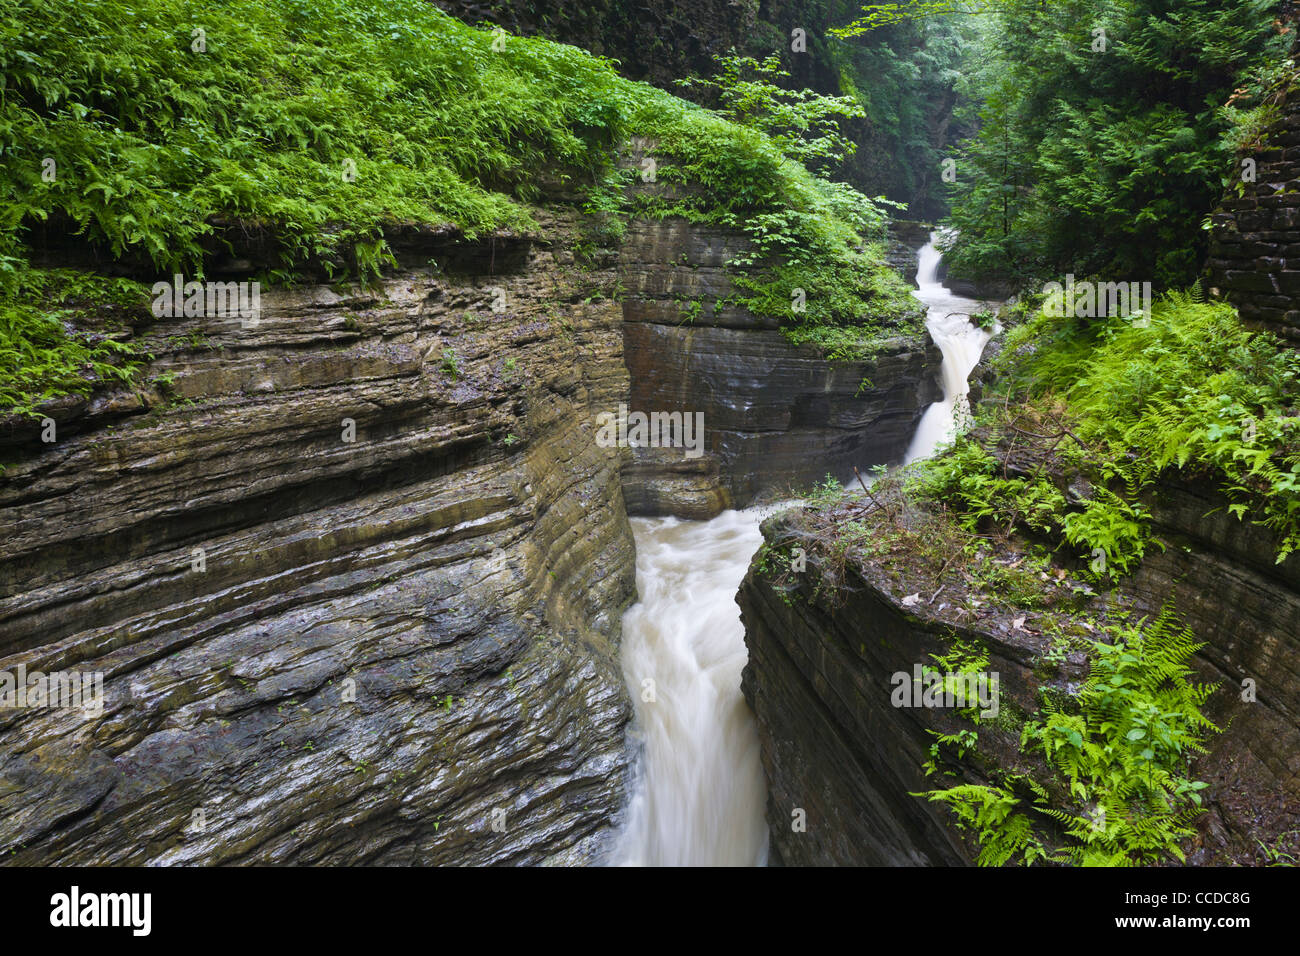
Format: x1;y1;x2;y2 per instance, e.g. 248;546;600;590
0;196;937;863
0;211;641;865
885;220;931;287
1121;477;1300;856
738;480;1300;867
620;217;940;519
738;508;1068;866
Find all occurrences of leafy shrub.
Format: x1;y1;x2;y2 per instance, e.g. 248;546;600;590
0;269;150;418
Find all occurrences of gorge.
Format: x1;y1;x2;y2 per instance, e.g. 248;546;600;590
1;0;1297;874
613;234;992;866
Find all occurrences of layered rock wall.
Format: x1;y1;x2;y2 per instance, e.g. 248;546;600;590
619;217;940;518
1;200;938;864
0;212;639;864
1208;84;1300;345
739;481;1300;866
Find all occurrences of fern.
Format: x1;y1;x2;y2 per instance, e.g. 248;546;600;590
921;604;1218;866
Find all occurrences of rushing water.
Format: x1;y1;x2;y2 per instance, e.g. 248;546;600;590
611;508;775;866
611;234;992;866
905;237;996;463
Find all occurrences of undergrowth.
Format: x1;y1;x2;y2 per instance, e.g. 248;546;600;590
899;294;1299;577
993;294;1300;564
922;605;1218;867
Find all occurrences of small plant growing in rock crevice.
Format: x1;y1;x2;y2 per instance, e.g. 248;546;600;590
441;348;460;381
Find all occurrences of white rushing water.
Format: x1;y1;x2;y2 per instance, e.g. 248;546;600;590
612;234;992;866
612;508;775;866
904;236;996;463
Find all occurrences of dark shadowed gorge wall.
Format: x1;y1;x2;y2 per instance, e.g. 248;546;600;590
1209;82;1300;345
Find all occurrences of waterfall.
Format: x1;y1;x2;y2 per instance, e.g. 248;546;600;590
610;233;992;866
904;236;996;463
611;509;774;866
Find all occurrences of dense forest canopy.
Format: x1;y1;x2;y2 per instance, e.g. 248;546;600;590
924;0;1288;288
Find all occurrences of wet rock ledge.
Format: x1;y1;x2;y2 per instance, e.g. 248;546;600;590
620;217;940;518
0;210;638;865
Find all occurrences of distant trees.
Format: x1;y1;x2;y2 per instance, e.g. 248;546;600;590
847;0;1287;288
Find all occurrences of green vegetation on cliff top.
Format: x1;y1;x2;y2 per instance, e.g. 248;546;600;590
0;0;918;417
921;295;1300;569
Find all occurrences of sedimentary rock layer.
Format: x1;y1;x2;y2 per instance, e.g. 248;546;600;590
0;212;639;864
1;205;937;864
1208;85;1300;345
620;218;940;518
739;483;1300;866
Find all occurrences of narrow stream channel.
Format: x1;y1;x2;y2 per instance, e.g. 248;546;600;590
612;235;993;866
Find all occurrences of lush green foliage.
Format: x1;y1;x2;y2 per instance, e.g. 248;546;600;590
1007;295;1300;562
0;0;919;414
835;0;1008;35
923;605;1218;866
910;294;1300;572
0;270;151;418
907;437;1158;580
624;88;923;348
674;54;866;174
936;0;1285;288
829;6;974;218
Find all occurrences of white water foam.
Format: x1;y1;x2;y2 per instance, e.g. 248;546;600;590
610;506;779;866
904;236;996;463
